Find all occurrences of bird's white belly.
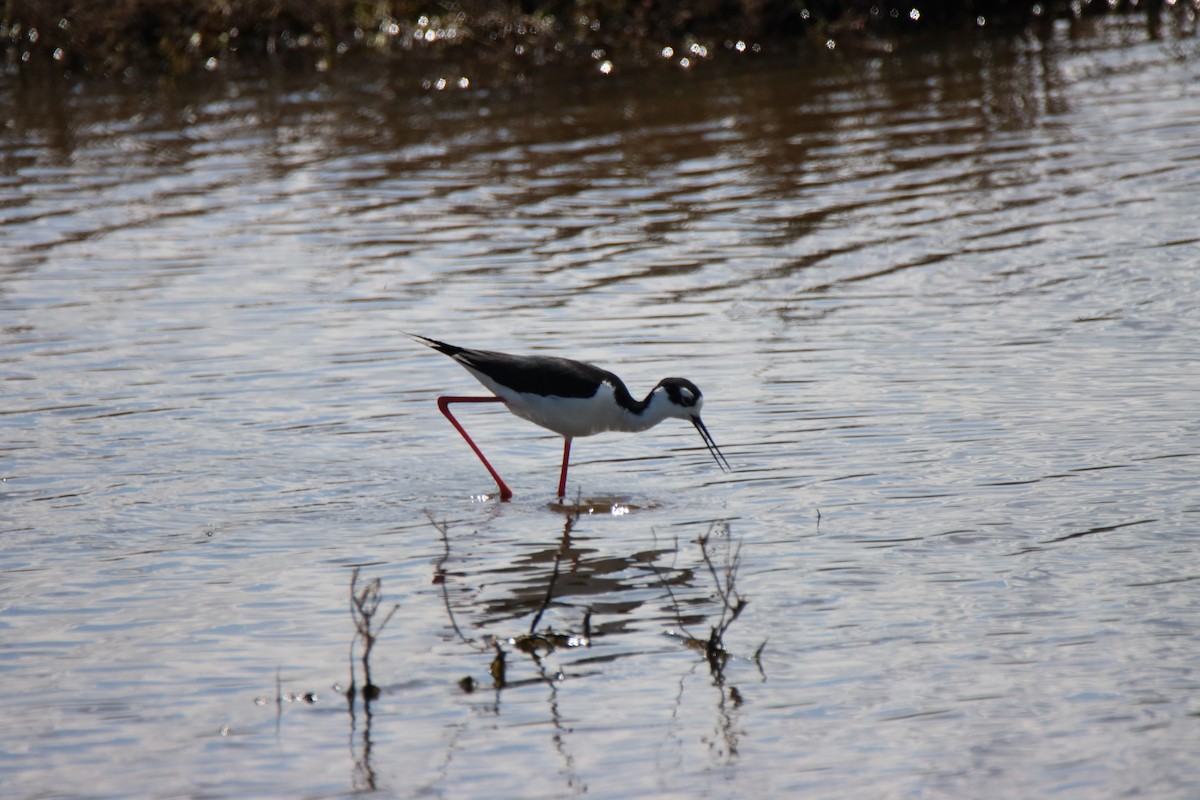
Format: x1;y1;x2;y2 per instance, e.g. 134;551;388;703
499;382;640;438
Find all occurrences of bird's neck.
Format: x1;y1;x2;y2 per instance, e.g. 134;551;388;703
610;385;675;433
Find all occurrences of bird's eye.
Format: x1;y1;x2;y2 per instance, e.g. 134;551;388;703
679;388;695;405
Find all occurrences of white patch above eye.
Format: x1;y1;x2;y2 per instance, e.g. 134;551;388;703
679;388;695;404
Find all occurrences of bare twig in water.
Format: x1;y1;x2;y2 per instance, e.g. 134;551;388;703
348;567;399;702
698;524;749;676
651;522;765;682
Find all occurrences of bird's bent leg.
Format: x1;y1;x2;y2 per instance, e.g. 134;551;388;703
557;437;572;499
437;396;513;501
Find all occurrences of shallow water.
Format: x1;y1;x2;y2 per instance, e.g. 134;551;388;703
3;15;1199;798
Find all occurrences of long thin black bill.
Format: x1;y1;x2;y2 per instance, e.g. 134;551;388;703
692;416;732;473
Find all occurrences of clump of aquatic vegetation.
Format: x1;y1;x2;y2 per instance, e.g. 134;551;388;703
2;1;1188;79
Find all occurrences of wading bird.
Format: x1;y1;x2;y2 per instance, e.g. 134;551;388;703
409;334;730;500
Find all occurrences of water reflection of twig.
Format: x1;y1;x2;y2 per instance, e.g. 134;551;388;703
420;721;469;797
657;663;694;775
347;691;378;792
274;667;283;737
706;669;743;761
428;510;489;653
529;650;585;795
651;528;692;636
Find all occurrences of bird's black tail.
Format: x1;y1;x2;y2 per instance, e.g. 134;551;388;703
404;332;464;359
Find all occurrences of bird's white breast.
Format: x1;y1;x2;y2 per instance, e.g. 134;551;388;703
516;381;641;437
472;378;641;438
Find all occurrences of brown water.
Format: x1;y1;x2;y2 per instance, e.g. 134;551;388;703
3;16;1199;799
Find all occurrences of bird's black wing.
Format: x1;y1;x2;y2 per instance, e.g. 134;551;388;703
408;333;628;401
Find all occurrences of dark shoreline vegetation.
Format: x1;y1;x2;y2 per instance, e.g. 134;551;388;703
0;1;1179;84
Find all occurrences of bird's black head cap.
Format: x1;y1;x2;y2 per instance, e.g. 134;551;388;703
659;377;703;409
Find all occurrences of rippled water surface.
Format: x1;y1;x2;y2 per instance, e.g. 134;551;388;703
3;16;1199;799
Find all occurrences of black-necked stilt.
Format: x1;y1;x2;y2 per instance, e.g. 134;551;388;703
409;334;730;500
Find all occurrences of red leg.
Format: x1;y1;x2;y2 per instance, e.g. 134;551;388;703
557;437;572;499
437;396;513;501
